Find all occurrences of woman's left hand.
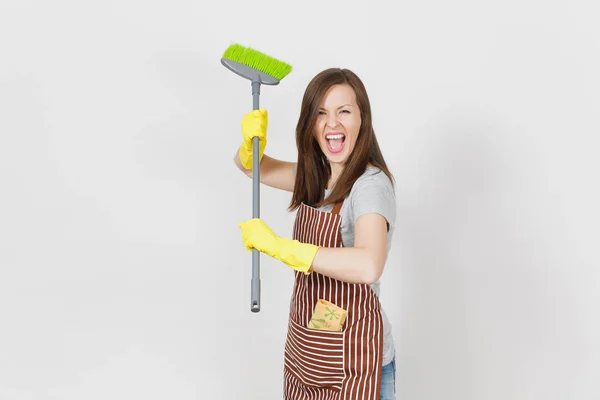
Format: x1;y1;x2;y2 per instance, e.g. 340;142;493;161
238;218;319;274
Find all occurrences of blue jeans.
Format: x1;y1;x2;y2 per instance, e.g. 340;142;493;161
380;356;396;400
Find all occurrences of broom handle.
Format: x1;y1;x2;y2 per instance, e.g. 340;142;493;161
251;80;261;313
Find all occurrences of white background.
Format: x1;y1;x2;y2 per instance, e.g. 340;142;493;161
1;1;599;399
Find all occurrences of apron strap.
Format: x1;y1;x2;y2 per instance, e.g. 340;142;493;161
331;200;344;215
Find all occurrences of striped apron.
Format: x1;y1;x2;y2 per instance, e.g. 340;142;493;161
283;201;384;399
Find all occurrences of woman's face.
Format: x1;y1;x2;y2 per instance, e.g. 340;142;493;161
313;83;361;167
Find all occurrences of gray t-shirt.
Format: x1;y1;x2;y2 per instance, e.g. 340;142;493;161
316;166;397;366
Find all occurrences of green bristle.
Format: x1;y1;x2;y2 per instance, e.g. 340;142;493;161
222;43;292;80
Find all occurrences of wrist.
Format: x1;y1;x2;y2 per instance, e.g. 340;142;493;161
278;238;319;274
238;145;251;169
239;140;265;166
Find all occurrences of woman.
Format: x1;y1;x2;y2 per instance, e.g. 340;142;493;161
235;68;397;400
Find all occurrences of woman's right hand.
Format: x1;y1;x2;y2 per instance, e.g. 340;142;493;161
233;108;296;193
239;108;268;170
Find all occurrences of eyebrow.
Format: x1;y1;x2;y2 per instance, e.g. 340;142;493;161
319;104;353;110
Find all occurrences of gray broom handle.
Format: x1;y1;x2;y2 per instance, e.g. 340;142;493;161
251;80;261;313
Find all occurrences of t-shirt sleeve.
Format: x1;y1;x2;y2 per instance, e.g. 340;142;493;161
350;173;396;231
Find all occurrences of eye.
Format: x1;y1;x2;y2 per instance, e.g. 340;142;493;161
318;110;326;115
340;109;350;114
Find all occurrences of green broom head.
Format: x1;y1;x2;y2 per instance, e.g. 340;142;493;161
221;43;292;84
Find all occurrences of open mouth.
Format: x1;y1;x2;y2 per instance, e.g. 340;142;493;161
325;132;346;154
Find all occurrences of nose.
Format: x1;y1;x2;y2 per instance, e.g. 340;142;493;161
326;113;340;128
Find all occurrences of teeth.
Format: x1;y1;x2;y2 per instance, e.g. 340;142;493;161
326;134;345;139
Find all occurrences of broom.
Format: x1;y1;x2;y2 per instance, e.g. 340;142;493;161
221;43;293;313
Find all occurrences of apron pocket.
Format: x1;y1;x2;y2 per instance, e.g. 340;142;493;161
284;317;345;391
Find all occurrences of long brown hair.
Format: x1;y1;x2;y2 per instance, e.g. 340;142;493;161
289;68;394;211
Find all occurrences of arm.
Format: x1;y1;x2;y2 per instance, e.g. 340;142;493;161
310;213;389;285
238;214;389;285
310;173;395;284
234;152;296;193
238;172;396;284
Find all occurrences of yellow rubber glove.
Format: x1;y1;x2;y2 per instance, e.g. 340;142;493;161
238;218;319;274
239;108;268;170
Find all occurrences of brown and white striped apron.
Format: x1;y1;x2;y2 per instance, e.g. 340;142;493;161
283;201;384;400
